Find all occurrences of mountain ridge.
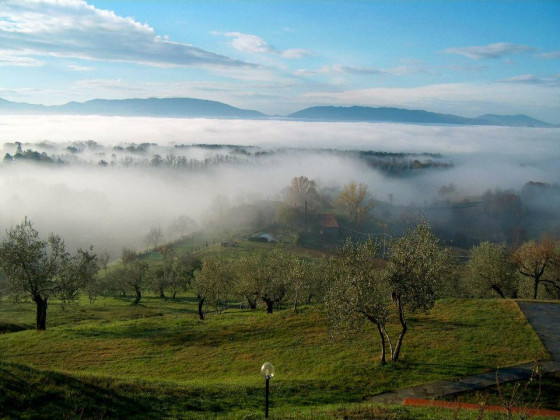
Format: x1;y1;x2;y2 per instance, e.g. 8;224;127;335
287;105;555;127
0;97;555;127
0;97;265;119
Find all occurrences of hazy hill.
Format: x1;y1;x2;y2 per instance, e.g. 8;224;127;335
0;98;555;127
287;105;555;127
475;113;553;127
0;97;266;119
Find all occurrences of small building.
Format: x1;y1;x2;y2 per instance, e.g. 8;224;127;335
249;233;277;243
319;214;339;239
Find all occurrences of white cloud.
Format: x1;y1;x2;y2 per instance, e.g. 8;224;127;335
0;51;43;67
295;62;432;78
67;63;93;71
497;74;560;86
223;32;311;59
538;50;560;59
443;42;537;59
73;78;147;93
0;0;250;68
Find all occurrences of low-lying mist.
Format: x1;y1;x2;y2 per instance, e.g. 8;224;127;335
0;115;558;256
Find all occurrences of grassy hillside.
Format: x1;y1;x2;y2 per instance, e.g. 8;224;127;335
0;296;547;419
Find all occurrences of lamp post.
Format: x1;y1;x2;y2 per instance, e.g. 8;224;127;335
260;362;275;418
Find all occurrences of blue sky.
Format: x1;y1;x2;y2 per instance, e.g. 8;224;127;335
1;0;559;122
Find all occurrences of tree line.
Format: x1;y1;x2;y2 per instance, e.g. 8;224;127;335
1;217;559;365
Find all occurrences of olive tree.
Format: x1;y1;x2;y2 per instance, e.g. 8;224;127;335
287;258;315;314
234;256;261;310
235;248;291;314
325;238;391;364
193;257;234;320
109;261;149;304
0;218;97;330
258;248;291;314
170;255;201;299
384;219;452;362
467;242;519;298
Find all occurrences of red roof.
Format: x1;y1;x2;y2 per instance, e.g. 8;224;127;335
320;214;339;228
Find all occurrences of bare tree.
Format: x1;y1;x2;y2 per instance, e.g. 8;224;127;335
512;236;558;299
121;248;137;265
99;251;110;271
167;215;197;242
145;226;163;250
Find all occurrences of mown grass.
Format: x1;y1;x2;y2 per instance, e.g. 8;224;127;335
0;297;548;419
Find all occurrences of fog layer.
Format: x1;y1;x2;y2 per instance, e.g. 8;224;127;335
0;115;558;254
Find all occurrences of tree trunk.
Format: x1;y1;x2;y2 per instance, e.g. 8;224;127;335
172;290;177;299
133;287;142;304
533;276;540;299
34;295;48;330
197;296;205;320
247;297;257;310
263;298;274;314
491;285;506;298
392;298;407;362
159;286;166;299
382;326;394;361
376;323;387;365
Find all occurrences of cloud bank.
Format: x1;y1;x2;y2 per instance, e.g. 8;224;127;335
0;0;249;68
443;42;537;60
0;116;558;255
222;32;312;59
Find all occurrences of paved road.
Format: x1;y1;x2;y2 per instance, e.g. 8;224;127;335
370;302;560;404
518;302;560;361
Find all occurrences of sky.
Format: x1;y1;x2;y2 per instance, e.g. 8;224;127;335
1;0;559;122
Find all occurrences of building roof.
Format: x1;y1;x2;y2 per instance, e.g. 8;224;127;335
319;214;339;228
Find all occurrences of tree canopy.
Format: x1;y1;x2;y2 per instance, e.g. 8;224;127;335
0;218;97;330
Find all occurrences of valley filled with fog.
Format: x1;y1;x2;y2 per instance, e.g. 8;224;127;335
0;115;558;255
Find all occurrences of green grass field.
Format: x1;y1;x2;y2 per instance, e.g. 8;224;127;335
0;295;549;419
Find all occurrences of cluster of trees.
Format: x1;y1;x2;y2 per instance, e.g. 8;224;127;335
1;216;558;368
468;237;560;300
359;151;452;174
326;220;452;364
276;176;375;230
194;247;322;320
105;249;201;305
3;142;60;164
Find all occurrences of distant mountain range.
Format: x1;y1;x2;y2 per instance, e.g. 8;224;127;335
0;97;265;119
0;97;555;127
287;106;555;127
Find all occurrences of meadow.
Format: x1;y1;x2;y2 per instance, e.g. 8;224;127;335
0;293;548;419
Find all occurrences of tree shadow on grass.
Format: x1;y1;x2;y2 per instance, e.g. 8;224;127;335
0;362;267;419
0;322;32;334
0;362;158;419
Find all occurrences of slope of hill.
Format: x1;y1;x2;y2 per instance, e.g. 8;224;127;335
476;113;553;127
0;97;266;119
287;105;555;127
0;98;555;127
